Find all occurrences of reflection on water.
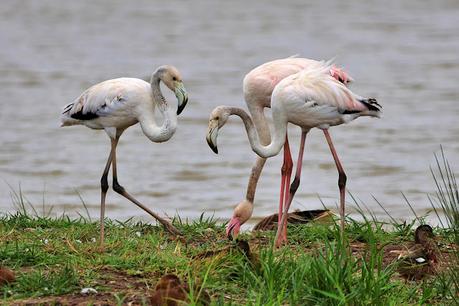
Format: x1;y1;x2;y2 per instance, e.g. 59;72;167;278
0;0;458;224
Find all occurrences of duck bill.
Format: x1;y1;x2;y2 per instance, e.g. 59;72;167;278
226;217;241;240
206;120;219;154
174;82;188;115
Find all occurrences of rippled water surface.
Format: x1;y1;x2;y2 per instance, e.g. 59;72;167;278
1;0;458;225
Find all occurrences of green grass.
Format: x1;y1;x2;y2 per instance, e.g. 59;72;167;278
0;149;458;305
1;211;457;305
429;147;459;305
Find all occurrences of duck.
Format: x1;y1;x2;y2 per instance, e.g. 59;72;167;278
390;225;440;280
150;274;210;306
0;266;15;286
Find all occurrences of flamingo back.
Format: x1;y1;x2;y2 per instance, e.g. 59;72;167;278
243;57;323;108
61;78;151;128
272;61;380;129
243;57;353;109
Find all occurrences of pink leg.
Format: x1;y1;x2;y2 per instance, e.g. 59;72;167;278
323;129;347;234
282;142;293;240
277;131;307;242
275;135;293;248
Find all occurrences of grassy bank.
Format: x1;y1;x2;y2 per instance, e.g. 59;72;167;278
0;209;457;305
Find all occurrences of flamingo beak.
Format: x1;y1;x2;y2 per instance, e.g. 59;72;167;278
174;82;188;115
206;119;219;154
226;217;241;240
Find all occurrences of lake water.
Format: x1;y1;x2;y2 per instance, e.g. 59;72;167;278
1;0;458;226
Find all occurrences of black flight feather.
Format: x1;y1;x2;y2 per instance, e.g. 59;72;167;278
70;110;99;120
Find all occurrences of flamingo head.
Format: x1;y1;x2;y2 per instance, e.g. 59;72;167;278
154;65;189;115
329;65;354;85
226;199;253;240
206;106;230;154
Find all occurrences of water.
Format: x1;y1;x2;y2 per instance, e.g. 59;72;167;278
1;0;458;225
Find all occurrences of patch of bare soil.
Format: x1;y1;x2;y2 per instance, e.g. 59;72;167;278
10;268;158;306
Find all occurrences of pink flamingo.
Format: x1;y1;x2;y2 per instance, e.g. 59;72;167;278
207;60;380;247
206;57;352;243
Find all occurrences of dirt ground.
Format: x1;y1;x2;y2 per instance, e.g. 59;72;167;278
11;268;156;306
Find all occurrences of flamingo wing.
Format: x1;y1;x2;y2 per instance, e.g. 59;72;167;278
62;78;149;120
290;63;380;114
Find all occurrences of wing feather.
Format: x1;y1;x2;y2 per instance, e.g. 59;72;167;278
63;78;145;121
290;61;377;113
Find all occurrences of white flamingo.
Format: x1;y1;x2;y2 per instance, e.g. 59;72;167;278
61;65;188;246
207;60;380;247
208;57;352;242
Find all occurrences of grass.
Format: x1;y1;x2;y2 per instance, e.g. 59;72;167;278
429;147;459;305
0;150;458;305
1;211;457;304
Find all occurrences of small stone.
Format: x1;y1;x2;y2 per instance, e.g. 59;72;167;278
135;231;142;237
415;257;426;263
81;287;98;294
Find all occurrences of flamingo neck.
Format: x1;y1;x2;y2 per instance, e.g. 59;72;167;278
140;106;177;143
245;157;267;203
139;73;177;143
248;104;271;145
150;71;167;106
228;107;286;158
244;104;270;203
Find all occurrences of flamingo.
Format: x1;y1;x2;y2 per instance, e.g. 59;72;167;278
61;65;188;246
207;60;380;247
207;57;352;243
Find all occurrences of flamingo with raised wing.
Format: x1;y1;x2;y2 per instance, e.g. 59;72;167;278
207;60;380;247
61;65;188;246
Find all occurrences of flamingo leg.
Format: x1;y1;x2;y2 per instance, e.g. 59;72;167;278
110;137;181;236
99;140;116;247
277;130;307;243
323;129;347;234
275;134;293;248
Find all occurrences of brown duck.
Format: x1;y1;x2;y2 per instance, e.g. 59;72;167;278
150;274;210;306
0;266;15;286
396;225;439;280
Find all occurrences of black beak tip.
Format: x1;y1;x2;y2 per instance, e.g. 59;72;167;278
206;138;218;154
176;97;188;115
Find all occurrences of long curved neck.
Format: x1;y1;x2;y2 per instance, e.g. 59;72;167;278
245;156;267;203
244;104;270;203
138;72;177;143
248;104;271;145
151;72;167;105
228;106;286;158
